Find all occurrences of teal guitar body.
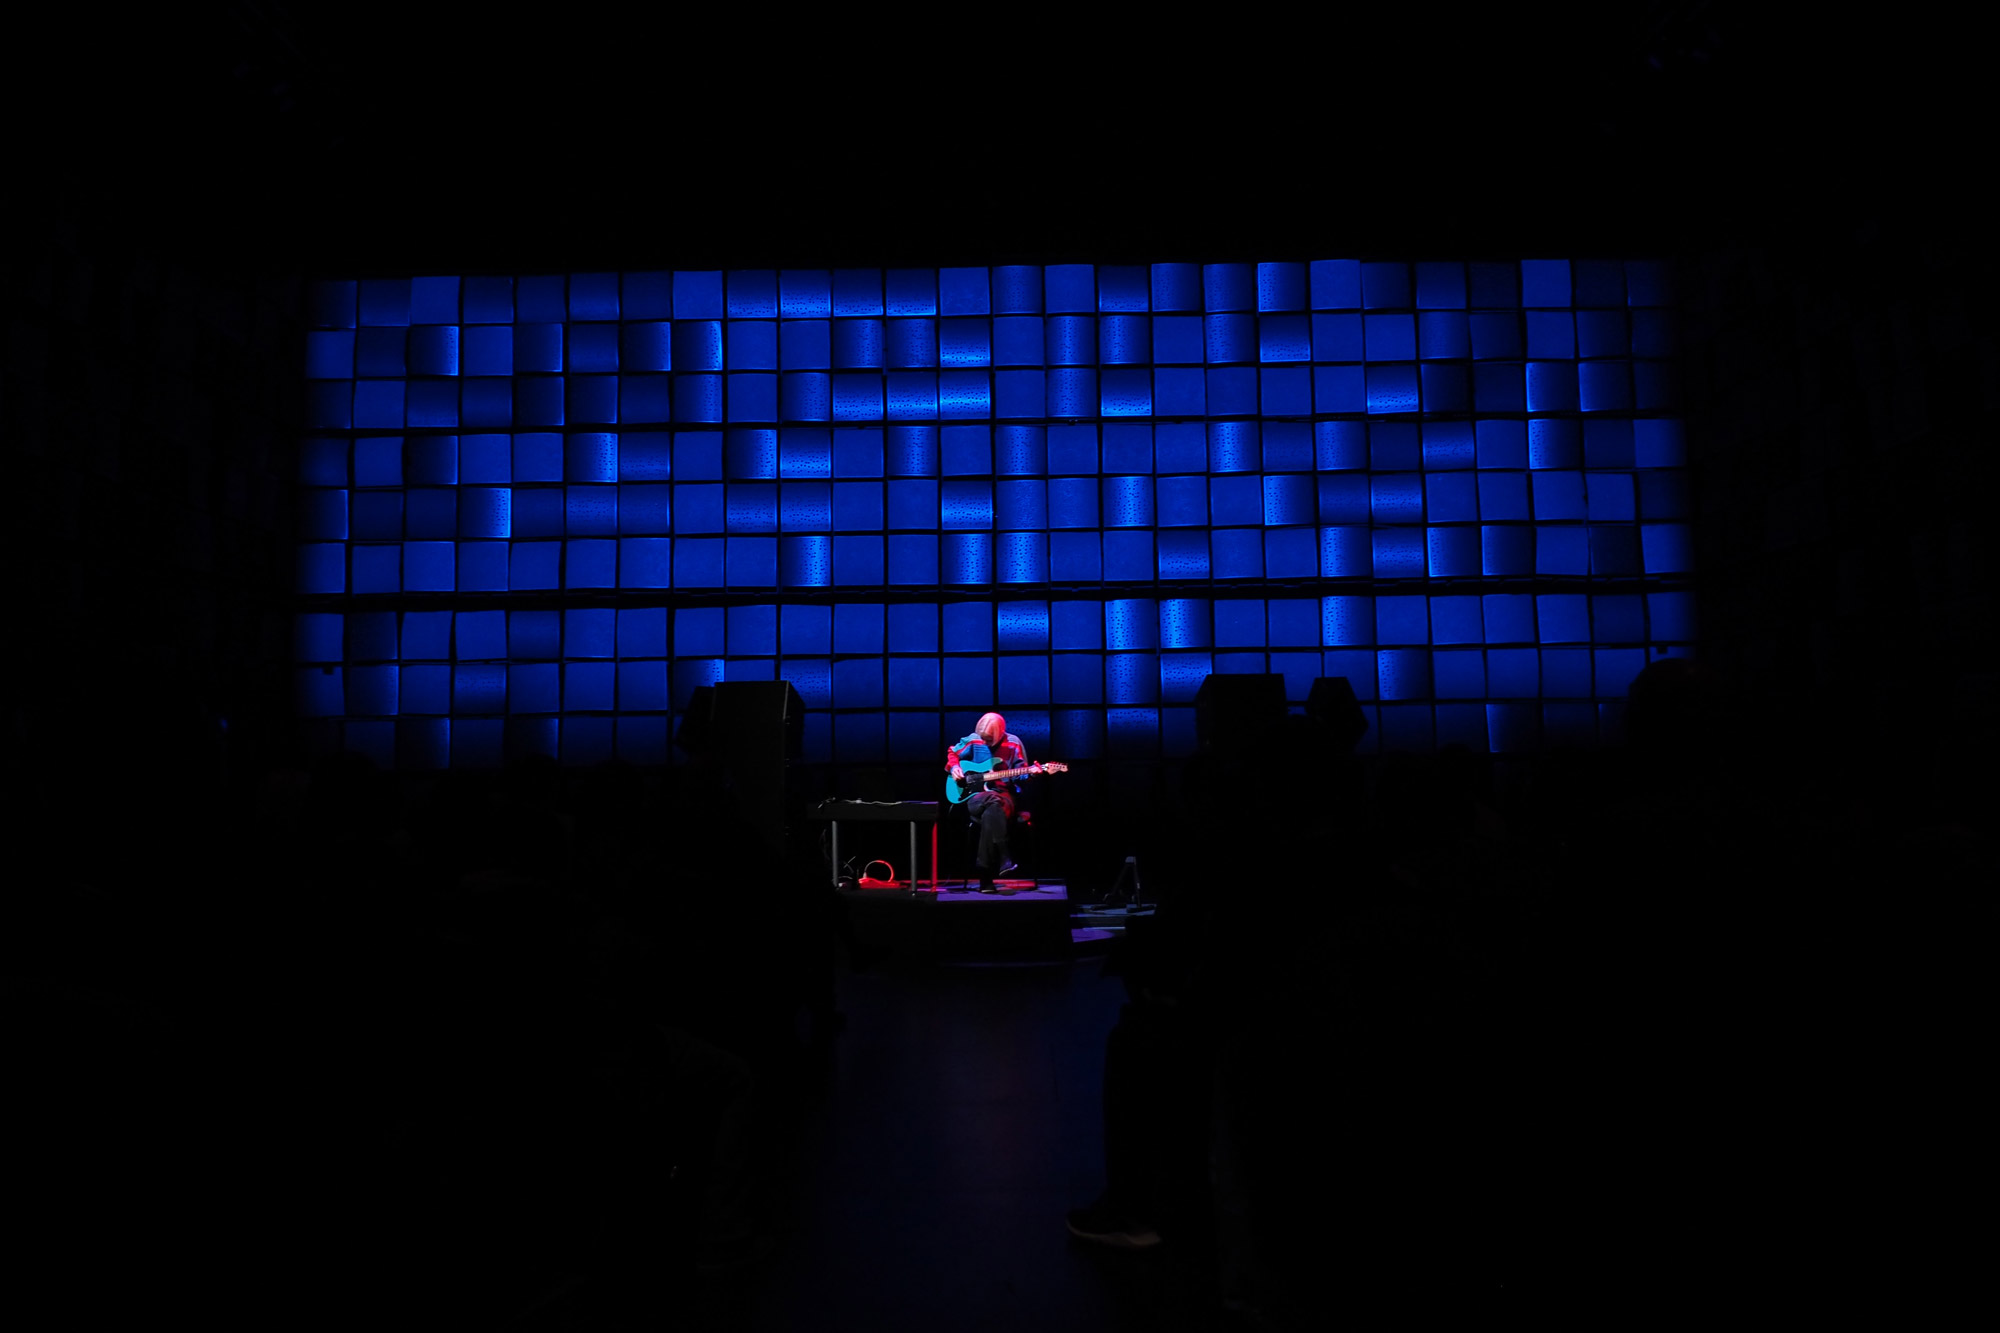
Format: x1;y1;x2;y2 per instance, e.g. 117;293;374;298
945;753;1067;804
945;754;1003;805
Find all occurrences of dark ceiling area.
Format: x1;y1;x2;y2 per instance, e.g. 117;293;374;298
19;6;1977;277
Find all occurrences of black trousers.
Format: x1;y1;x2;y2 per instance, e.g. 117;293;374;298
965;790;1012;874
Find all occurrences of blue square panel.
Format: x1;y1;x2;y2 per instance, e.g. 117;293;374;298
1426;473;1478;522
1365;365;1420;413
1051;655;1103;705
568;536;612;588
1584;420;1635;470
1469;313;1522;360
939;266;991;316
1372;530;1426;578
1261;367;1311;415
1149;263;1200;312
1310;260;1361;309
1312;313;1363;361
1210;476;1261;526
1482;594;1536;643
400;666;449;714
942;601;994;653
1203;263;1254;312
1535;526;1589;576
1527;312;1575;359
1420;362;1470;412
726;536;778;586
1476;420;1528;470
943;657;993;707
456;696;510;749
1529;419;1581;469
1418;312;1470;360
622;271;671;319
993;316;1044;368
1314;421;1366;472
1360;262;1410;310
1378;649;1431;701
1427;527;1479;577
1370;472;1423;523
1152;315;1203;364
1264;475;1315;526
834;603;885;655
1486;649;1538;697
1049;532;1100;581
1096;265;1148;312
1542;650;1593;698
1214;599;1264;647
619;537;671;588
1589;525;1641;575
1585;472;1635;521
1532;471;1586;520
672;537;724;587
1415;262;1467;309
1520;260;1571;308
1266;528;1316;578
1635;420;1687;469
1261;421;1312;472
996;532;1046;582
1318;525;1370;577
1364;314;1415;361
887;535;938;584
1206;368;1257;416
1469;262;1518;309
1106;598;1159;651
779;533;831;586
1648;592;1696;641
1045;264;1094;314
1431;595;1482;644
1473;363;1526;412
1579;361;1632;412
1106;530;1158;581
833;535;883;584
1257;262;1307;312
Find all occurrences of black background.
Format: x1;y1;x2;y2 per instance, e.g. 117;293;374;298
19;7;1978;275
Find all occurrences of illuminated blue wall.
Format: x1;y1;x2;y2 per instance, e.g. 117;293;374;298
295;260;1692;769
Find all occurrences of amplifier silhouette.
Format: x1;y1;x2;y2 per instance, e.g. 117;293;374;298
677;680;804;861
1193;673;1288;756
676;681;803;765
1305;676;1370;753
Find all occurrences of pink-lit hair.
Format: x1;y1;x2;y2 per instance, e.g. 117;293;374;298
976;712;1007;742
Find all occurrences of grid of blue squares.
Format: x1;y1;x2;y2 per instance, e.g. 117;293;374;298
297;260;1693;766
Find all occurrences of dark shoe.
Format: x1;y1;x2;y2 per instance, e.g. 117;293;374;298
1066;1201;1160;1251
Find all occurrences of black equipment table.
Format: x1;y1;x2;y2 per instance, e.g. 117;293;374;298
807;799;942;895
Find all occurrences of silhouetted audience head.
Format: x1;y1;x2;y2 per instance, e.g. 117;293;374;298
1626;657;1731;764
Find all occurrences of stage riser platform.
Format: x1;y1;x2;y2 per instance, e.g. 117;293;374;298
838;880;1074;960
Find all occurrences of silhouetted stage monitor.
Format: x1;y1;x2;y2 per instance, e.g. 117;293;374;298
1305;676;1370;754
1193;673;1288;755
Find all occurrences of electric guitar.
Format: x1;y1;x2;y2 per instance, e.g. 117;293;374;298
945;758;1069;804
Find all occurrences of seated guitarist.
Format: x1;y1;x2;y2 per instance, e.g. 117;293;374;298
946;712;1040;894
